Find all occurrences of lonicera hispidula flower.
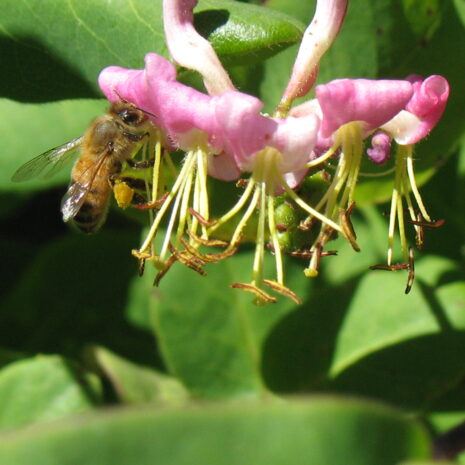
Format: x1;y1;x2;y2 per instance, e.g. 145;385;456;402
98;0;351;304
290;74;449;289
99;0;449;303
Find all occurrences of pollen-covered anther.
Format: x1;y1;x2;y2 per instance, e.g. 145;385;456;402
340;202;360;252
186;230;229;248
153;255;178;287
304;226;336;277
131;249;159;276
236;178;249;188
369;247;415;294
179;237;238;263
287;249;337;260
263;280;302;305
168;243;207;275
230;282;277;305
188;207;217;227
407;213;445;249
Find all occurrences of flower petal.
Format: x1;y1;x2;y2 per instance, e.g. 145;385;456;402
99;53;219;150
316;79;413;138
163;0;234;95
214;92;319;173
281;0;348;103
402;75;449;144
367;132;392;164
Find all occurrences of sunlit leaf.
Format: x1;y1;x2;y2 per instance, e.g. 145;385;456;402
0;355;101;430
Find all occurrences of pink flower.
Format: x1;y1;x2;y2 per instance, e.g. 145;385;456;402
380;75;450;144
213;91;319;176
315;78;414;138
163;0;235;95
99;54;320;182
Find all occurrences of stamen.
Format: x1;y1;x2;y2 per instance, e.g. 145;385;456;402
138;149;196;255
188;208;216;227
277;171;343;233
225;184;260;249
267;195;284;284
396;185;408;262
263;280;302;305
251;181;267;286
168;243;207;276
153;255;178;286
159;165;188;261
208;178;255;234
230;282;277;304
387;185;399;266
340;202;360;252
306;141;340;168
288;249;337;259
405;247;415;294
404;145;431;222
186;230;229;247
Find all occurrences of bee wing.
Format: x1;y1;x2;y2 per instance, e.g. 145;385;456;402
60;148;111;222
61;179;91;222
11;137;83;182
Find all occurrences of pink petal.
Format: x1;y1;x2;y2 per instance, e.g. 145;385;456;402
163;0;234;95
367;132;392;164
207;151;241;181
99;53;218;150
213;92;276;171
214;92;319;173
281;0;348;102
316;79;413;138
403;75;449;144
272;114;319;173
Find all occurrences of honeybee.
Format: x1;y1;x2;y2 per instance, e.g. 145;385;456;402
12;100;156;233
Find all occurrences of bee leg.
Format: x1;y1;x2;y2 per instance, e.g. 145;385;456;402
125;158;155;169
122;131;148;143
132;192;169;210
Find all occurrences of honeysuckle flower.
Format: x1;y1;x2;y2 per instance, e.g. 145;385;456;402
98;0;353;305
98;0;449;302
296;75;449;287
380;75;449;144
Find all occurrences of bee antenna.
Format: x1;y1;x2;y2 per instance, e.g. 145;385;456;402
113;89;127;103
112;89;158;119
137;106;158;119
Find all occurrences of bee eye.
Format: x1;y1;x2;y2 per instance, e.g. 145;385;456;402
119;110;140;124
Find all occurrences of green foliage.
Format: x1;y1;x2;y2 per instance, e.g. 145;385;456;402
0;355;102;430
1;0;465;463
0;397;431;465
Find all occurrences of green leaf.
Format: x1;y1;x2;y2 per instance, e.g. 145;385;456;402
90;346;188;405
0;397;431;465
149;249;312;398
195;0;304;66
327;255;465;409
398;462;459;465
2;99;106;192
1;0;303;102
0;355;101;430
0;231;157;366
401;0;444;39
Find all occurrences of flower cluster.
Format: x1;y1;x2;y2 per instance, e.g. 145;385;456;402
99;0;449;304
